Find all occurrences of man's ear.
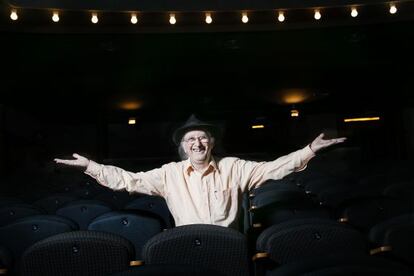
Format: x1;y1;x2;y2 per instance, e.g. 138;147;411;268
181;143;188;154
210;137;216;149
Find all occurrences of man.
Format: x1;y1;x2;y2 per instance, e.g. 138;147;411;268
54;114;346;228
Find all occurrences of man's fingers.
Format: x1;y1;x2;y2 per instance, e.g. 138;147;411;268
54;158;72;165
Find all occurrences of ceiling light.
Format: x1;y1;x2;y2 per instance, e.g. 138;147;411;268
344;117;380;122
169;13;176;24
291;109;299;117
314;10;321;20
205;13;212;24
241;12;249;23
52;11;59;22
130;13;138;24
10;9;18;21
128;117;136;125
389;4;397;14
351;7;358;18
278;11;285;22
91;13;98;24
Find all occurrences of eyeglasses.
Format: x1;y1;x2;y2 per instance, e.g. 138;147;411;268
183;136;210;144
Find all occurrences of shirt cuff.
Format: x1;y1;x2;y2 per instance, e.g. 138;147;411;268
84;160;101;177
303;144;316;159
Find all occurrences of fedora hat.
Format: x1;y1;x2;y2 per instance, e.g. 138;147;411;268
172;114;220;145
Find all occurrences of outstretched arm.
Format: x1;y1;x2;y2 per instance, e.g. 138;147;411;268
54;153;165;196
54;153;90;169
310;133;347;153
240;133;347;191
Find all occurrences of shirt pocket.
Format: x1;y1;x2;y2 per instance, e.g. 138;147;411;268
213;187;236;221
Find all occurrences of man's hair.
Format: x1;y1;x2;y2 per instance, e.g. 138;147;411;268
178;130;215;160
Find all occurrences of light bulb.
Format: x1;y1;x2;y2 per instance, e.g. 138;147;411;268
52;11;59;22
278;11;285;22
10;10;18;21
205;13;212;24
169;14;176;24
131;14;138;24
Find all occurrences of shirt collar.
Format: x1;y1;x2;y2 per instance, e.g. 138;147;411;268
185;157;219;176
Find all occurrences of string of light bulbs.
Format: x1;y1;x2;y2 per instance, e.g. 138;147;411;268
6;2;405;24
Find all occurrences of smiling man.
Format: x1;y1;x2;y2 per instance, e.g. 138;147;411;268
54;114;346;228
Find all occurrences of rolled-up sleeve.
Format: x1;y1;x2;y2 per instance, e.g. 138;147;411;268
84;160;165;197
236;145;315;191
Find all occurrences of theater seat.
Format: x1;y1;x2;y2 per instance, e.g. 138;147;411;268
268;255;413;276
21;230;135;276
253;218;368;275
0;215;77;274
142;224;250;276
0;203;44;226
56;199;112;229
88;210;163;259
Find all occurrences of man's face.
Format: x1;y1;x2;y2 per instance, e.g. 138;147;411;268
182;130;214;163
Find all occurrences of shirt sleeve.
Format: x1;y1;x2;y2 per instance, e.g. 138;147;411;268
84;160;165;197
236;145;315;191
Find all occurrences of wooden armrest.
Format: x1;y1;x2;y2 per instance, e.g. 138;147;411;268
370;246;392;255
0;268;8;275
338;217;348;223
130;260;144;266
252;252;269;262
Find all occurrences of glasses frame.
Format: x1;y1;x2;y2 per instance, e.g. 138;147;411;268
182;135;210;145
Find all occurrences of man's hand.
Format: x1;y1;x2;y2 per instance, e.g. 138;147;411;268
54;153;90;169
310;133;347;153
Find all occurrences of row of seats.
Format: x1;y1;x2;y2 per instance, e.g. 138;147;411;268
3;221;414;275
0;195;174;229
243;167;414;274
2;159;414;275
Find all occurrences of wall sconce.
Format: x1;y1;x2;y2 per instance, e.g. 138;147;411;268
128;117;136;125
291;109;299;117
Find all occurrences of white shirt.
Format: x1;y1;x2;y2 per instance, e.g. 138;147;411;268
85;145;315;227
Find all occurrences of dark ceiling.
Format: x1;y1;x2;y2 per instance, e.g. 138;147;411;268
1;0;414;124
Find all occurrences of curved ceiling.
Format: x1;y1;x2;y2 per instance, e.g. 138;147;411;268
1;0;413;123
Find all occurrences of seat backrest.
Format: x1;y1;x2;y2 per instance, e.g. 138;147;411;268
383;181;414;199
256;218;368;265
142;224;250;276
0;214;77;272
369;213;414;245
33;194;76;214
268;255;413;276
56;199;112;229
0;203;44;226
340;197;410;233
250;179;301;197
125;196;174;228
94;191;135;210
250;190;314;211
21;230;135;276
0;197;23;208
369;213;414;265
88;210;163;259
